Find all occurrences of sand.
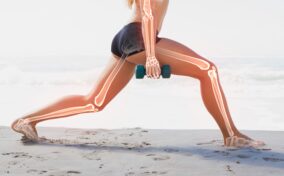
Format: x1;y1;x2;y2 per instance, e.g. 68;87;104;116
0;126;284;176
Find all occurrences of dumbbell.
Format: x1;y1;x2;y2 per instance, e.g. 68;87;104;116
135;64;171;79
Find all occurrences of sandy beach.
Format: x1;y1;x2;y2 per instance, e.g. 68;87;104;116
1;126;284;176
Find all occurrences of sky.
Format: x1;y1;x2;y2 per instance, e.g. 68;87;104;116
0;0;283;59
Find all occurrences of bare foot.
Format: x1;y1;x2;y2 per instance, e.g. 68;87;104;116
11;118;39;141
225;134;265;148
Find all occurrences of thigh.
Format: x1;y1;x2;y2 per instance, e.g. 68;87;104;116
125;50;148;65
126;37;215;79
156;38;215;79
85;54;136;109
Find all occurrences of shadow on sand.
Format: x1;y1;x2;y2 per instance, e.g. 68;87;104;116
22;136;284;169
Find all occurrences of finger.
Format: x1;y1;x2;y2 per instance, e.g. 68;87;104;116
152;66;156;79
154;66;159;79
149;66;153;78
152;66;157;79
146;66;150;78
155;66;160;78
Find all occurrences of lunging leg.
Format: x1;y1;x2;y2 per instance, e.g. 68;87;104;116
11;55;136;141
154;38;265;147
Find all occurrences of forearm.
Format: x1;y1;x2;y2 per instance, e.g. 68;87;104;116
142;0;156;59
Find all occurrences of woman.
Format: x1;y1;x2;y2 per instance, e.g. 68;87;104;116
11;0;264;147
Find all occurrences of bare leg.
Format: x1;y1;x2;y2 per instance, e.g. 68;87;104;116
11;54;136;140
127;37;264;147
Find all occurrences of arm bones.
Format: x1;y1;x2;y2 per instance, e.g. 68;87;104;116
142;0;156;58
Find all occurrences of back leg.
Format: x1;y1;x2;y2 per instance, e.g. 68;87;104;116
11;54;136;140
154;37;265;147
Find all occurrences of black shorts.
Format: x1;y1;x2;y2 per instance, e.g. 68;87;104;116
111;22;162;59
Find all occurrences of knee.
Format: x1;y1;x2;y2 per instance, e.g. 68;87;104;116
87;102;104;113
84;96;102;112
201;62;219;79
94;103;106;112
208;63;219;73
85;96;108;113
208;63;220;79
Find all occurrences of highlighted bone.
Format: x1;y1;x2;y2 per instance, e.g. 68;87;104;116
208;66;234;137
157;47;210;70
157;47;234;137
142;16;152;56
94;58;126;107
27;104;97;123
143;0;152;16
142;0;156;58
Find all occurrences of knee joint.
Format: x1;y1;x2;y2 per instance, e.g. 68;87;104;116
85;97;103;112
207;64;218;74
202;64;218;78
207;64;218;72
79;103;101;113
89;102;103;112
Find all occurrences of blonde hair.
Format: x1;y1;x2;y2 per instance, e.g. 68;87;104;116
127;0;134;9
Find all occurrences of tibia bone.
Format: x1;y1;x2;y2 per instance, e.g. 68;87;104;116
27;104;97;123
208;66;234;137
157;47;234;137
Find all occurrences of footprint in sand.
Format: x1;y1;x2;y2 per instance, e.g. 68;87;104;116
146;154;155;156
146;154;170;161
3;152;46;162
99;164;104;169
82;152;101;161
6;160;25;170
139;167;167;174
163;148;179;153
256;148;272;151
49;170;81;175
125;171;136;175
142;141;151;146
213;150;230;156
140;166;148;169
237;154;251;159
67;170;81;174
263;157;284;162
2;152;32;159
8;161;18;166
226;165;235;174
196;140;221;145
121;142;148;149
141;171;168;175
226;148;239;151
213;150;227;157
27;169;48;174
122;142;129;146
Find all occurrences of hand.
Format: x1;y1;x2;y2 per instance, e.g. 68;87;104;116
145;56;161;79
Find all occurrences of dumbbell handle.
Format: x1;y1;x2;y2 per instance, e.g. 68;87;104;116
136;64;171;79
